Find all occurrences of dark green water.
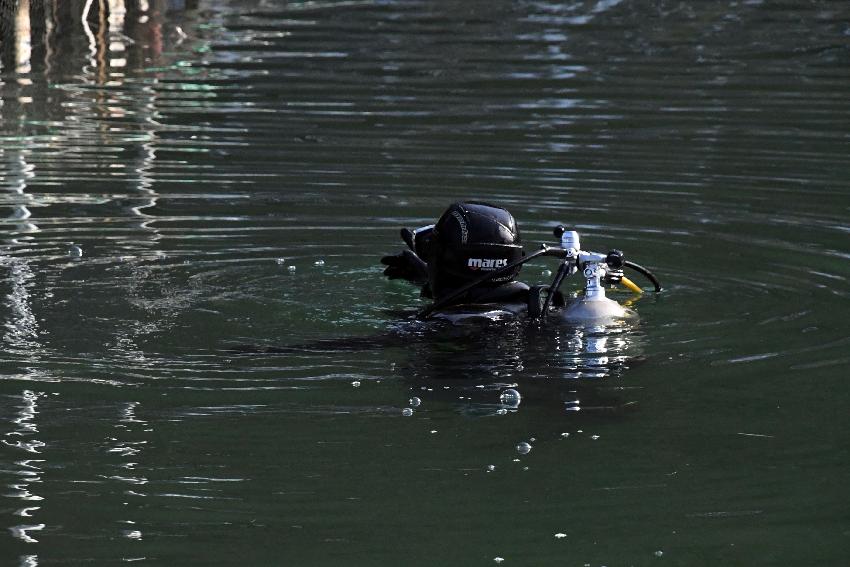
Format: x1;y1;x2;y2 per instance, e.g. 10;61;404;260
1;0;849;565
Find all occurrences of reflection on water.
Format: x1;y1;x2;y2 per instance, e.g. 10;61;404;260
400;318;641;414
1;0;209;380
246;313;643;416
3;390;45;546
0;0;849;564
1;0;202;238
1;3;202;559
107;401;149;546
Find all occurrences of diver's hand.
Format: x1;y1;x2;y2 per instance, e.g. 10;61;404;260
380;250;428;285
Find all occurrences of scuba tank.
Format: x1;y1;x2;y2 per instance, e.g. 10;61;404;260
554;226;630;322
418;223;661;323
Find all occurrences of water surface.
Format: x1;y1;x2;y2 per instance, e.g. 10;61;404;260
1;0;849;565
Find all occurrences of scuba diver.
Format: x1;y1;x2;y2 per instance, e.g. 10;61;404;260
376;200;661;413
233;201;661;415
380;201;661;322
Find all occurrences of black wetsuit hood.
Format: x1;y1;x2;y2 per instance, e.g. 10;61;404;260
428;202;525;300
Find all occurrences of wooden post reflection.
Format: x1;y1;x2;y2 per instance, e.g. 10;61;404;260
108;0;127;70
1;0;202;77
14;0;32;79
1;0;202;254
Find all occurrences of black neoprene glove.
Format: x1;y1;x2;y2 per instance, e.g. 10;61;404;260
380;249;429;285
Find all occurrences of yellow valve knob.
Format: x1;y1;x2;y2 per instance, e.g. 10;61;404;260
620;276;643;294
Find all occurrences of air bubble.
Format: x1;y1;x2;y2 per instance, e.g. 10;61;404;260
516;442;532;455
401;408;414;417
409;397;421;408
68;245;83;258
486;465;496;472
351;381;361;388
314;260;325;266
275;258;286;265
288;265;296;272
555;533;567;539
499;389;521;407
